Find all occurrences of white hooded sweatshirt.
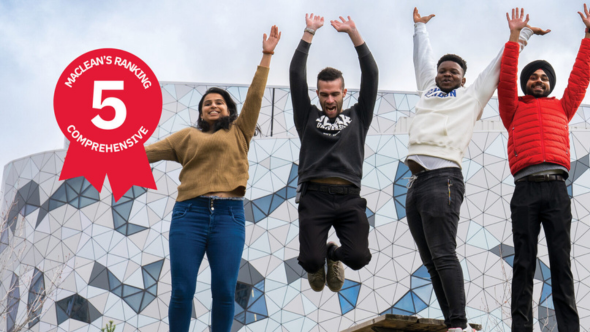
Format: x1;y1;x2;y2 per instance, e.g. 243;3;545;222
407;23;533;167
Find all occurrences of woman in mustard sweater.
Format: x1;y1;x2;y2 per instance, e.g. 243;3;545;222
145;25;281;332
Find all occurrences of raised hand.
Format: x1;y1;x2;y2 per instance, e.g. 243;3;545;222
506;7;529;32
306;13;324;30
263;25;281;53
578;4;590;29
331;16;357;34
413;8;435;24
526;25;551;35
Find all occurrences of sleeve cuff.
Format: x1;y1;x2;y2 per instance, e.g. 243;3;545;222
355;42;371;58
519;27;534;41
506;41;521;51
256;65;270;73
414;22;427;34
517;27;533;51
297;39;311;54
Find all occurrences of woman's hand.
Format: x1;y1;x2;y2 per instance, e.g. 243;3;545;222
263;25;281;54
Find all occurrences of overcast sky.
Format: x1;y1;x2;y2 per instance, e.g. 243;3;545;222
0;0;587;172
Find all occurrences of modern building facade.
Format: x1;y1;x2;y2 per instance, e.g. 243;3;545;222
2;82;590;332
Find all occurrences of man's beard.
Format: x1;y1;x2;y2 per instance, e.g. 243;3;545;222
526;83;550;97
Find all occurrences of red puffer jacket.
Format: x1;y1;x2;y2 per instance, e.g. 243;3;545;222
498;39;590;175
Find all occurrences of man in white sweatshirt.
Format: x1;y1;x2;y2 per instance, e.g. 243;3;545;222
405;8;538;332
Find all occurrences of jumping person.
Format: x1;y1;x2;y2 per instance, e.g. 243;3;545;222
289;14;378;292
498;5;590;332
406;8;538;332
145;26;281;332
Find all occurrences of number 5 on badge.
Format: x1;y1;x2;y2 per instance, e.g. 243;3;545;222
92;81;126;130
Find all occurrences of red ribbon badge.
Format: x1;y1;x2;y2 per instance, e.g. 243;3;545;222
54;49;162;201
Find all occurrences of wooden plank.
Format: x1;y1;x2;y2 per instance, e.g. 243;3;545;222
341;315;482;332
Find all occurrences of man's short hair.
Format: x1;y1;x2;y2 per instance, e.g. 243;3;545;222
317;67;345;90
437;54;467;76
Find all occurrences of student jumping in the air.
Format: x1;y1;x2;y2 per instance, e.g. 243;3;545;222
145;26;281;332
289;14;378;292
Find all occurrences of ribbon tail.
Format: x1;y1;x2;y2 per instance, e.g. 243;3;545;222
60;144;106;192
107;147;156;202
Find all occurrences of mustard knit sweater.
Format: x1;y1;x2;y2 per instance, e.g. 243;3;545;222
145;66;269;201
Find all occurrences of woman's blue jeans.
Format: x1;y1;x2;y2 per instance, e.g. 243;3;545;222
168;197;246;332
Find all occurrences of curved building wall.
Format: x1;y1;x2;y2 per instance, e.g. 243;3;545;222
2;82;590;332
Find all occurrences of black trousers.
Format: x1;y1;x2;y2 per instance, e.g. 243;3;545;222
297;187;372;273
511;180;579;332
406;168;467;329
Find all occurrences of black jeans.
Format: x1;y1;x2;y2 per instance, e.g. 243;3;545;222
297;187;372;273
406;168;467;328
511;180;579;332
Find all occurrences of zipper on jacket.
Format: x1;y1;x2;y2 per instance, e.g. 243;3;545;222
537;99;547;162
512;127;517;156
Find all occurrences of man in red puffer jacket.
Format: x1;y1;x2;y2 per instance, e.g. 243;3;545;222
498;5;590;332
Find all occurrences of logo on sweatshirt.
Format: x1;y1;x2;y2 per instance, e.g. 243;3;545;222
316;114;352;136
425;87;457;99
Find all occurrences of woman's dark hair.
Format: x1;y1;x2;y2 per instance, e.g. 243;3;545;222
196;87;261;136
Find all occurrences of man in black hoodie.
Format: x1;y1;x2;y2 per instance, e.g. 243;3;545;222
289;13;378;292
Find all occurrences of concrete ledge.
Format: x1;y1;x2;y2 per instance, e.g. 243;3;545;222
340;314;482;332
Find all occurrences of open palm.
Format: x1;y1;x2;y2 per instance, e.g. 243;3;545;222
579;3;590;29
413;8;435;24
506;7;529;31
527;25;551;35
331;16;356;33
263;25;281;53
306;13;324;30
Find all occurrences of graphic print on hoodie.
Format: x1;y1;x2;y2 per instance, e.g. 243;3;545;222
315;114;352;136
